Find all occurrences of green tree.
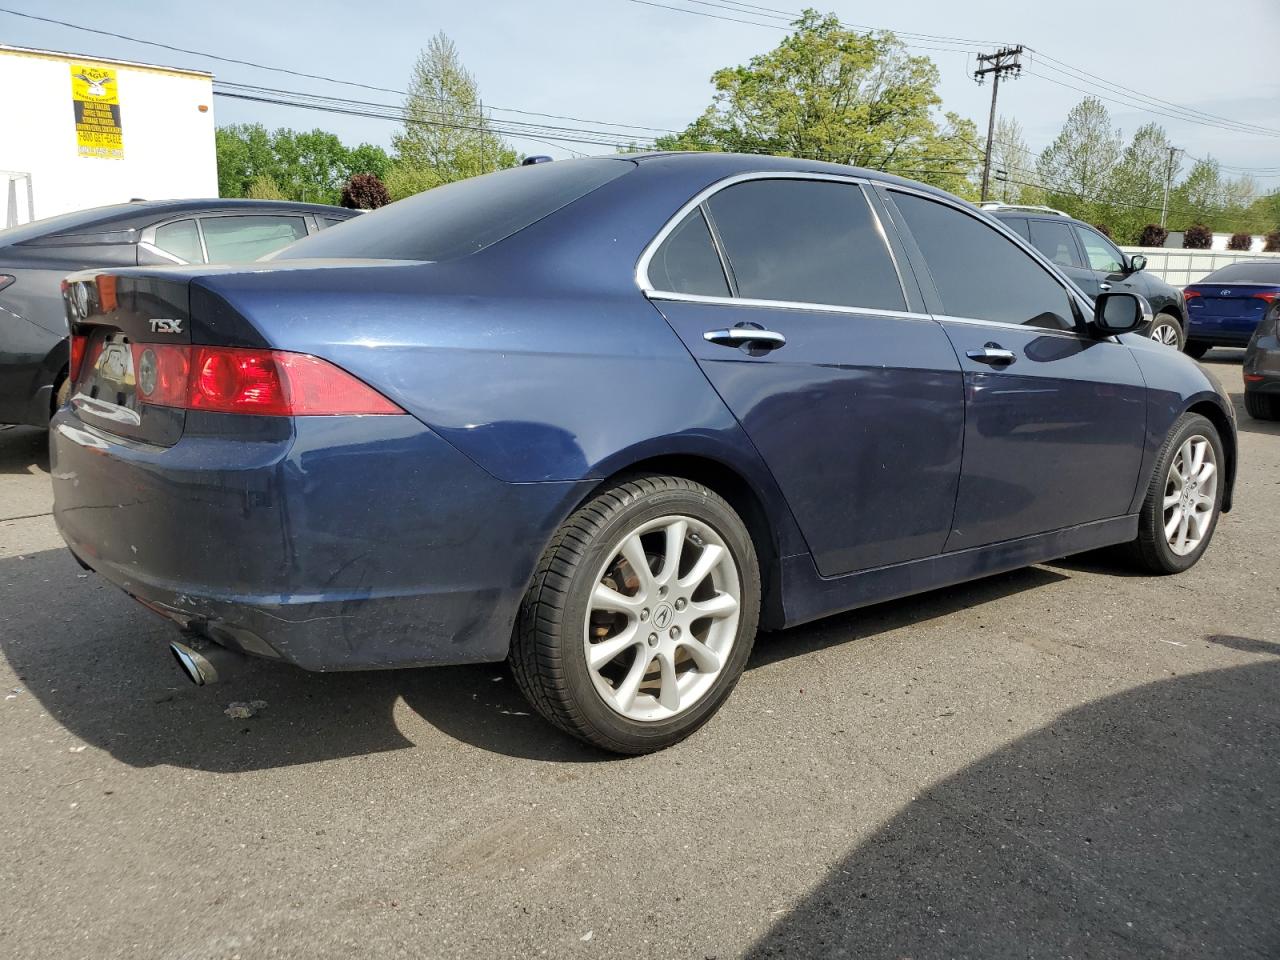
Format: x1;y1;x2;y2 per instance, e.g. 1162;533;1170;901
1105;123;1174;243
215;125;392;204
393;32;517;185
988;115;1036;204
245;174;286;200
653;9;980;194
1169;158;1223;231
1036;97;1122;225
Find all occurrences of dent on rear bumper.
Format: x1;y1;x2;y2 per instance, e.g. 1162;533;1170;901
50;412;590;670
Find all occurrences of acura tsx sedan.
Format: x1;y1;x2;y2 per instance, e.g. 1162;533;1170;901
50;153;1236;754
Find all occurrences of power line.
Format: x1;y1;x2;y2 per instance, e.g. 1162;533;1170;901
0;5;682;137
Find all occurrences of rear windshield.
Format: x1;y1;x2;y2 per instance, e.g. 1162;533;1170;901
1200;261;1280;284
272;158;633;262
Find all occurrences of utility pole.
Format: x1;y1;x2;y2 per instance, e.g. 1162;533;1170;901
974;45;1023;203
1160;146;1182;228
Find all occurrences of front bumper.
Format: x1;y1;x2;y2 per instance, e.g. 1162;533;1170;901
50;411;590;671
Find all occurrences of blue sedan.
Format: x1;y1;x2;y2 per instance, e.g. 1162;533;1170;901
50;153;1237;753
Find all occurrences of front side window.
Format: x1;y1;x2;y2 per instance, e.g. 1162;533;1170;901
648;208;730;297
703;178;906;311
1029;219;1085;270
1074;225;1125;273
891;191;1075;331
201;215;308;262
152;219;203;263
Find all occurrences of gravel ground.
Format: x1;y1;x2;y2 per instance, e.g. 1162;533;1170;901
1;353;1276;960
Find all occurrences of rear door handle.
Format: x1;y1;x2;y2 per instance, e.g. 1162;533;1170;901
966;345;1016;365
703;328;786;350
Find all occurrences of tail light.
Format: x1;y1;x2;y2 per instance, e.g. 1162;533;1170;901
68;334;88;382
125;344;402;416
1183;289;1201;300
1252;291;1278;304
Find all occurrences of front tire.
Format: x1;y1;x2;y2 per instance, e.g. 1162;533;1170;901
1244;390;1280;421
1125;413;1224;574
1184;342;1211;360
510;475;761;754
1148;313;1185;351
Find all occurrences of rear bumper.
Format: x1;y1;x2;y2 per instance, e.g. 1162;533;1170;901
50;411;590;670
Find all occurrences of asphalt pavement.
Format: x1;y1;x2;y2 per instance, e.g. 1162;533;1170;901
1;353;1277;960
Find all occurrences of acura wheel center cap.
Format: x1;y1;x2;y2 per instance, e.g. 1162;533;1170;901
652;602;675;630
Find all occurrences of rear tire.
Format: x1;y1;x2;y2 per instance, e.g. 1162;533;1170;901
1124;413;1223;574
510;475;760;754
1184;342;1211;360
1245;390;1280;421
1148;314;1185;351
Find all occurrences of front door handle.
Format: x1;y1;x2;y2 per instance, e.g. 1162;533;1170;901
703;328;787;350
1099;282;1112;291
966;344;1016;365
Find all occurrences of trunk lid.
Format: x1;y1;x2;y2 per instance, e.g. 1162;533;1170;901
64;269;192;446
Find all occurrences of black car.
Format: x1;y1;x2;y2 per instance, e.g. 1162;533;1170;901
982;204;1188;350
0;199;358;427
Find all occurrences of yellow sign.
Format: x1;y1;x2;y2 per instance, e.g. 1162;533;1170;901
70;63;124;159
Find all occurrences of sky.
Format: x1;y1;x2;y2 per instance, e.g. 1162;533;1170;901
4;0;1280;188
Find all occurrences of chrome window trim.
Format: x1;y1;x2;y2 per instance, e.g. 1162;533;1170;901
933;313;1094;341
646;288;933;323
136;240;186;265
636;170;912;314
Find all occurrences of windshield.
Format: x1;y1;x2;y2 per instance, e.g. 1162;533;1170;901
1200;261;1280;284
272;158;634;262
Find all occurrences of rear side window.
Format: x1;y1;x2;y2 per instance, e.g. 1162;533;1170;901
648;208;730;297
1202;261;1280;283
1029;219;1085;269
201;215;308;262
321;216;350;229
273;158;632;262
1073;225;1124;273
999;216;1030;241
704;179;905;311
153;219;203;263
891;191;1075;331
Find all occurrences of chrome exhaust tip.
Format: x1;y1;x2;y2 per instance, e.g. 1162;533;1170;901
170;639;218;685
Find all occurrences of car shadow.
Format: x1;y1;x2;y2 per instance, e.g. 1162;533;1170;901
2;549;1067;770
0;426;49;476
744;656;1280;959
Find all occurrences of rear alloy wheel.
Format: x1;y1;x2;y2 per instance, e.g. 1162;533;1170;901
510;475;760;754
1125;413;1223;574
1245;390;1280;420
1148;314;1185;350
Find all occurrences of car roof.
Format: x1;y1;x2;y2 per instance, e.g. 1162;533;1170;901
0;198;356;247
620;151;967;203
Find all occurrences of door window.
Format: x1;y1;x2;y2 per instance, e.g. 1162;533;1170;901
648;207;731;297
705;179;906;311
1074;225;1125;273
152;219;203;263
891;191;1076;331
1001;217;1030;241
200;215;309;262
1028;219;1086;269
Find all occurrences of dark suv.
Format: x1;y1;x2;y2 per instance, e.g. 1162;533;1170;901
983;204;1187;350
0;198;358;427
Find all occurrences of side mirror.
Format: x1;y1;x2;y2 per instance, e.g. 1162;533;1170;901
1128;253;1147;273
1093;291;1151;336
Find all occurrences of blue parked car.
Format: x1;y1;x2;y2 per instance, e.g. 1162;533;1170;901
1184;260;1280;359
50;154;1237;754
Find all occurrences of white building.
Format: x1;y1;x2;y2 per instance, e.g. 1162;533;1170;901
0;45;216;225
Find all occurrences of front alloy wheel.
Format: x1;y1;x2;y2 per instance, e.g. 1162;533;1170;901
1126;412;1224;573
510;475;760;754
